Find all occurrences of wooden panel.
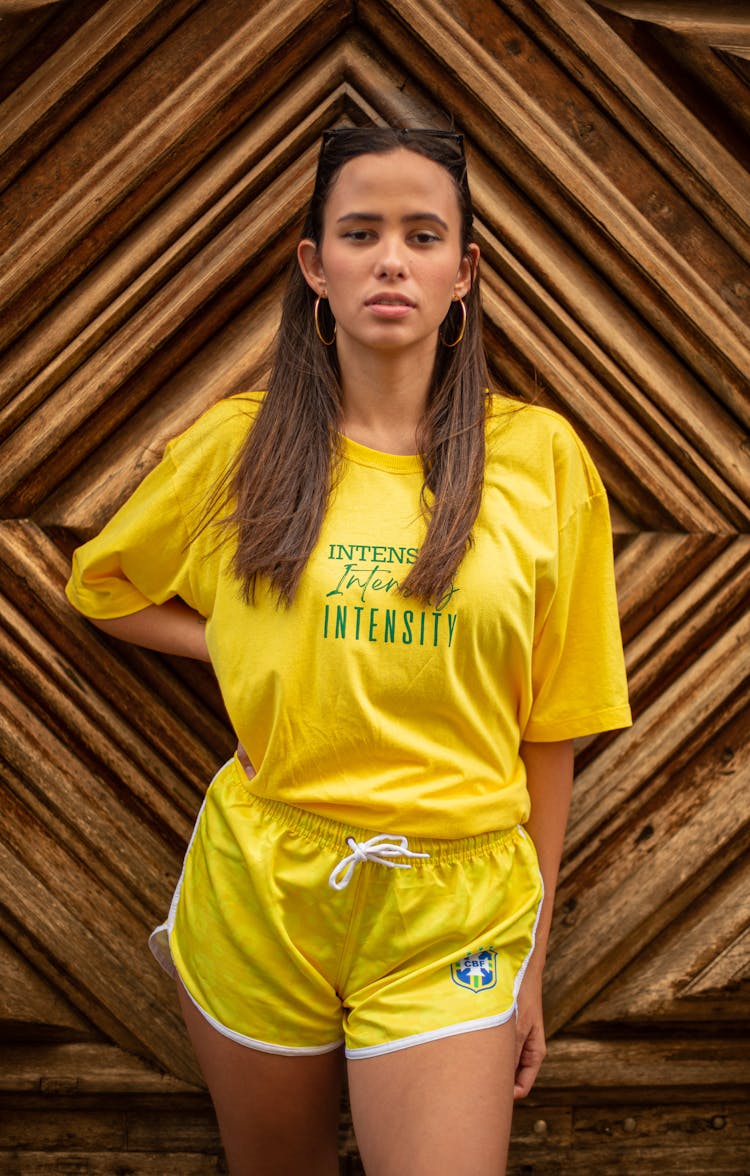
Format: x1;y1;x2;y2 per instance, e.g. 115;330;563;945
597;3;750;56
0;935;92;1039
0;0;748;1171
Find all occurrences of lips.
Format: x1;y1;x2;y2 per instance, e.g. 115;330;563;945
365;294;416;307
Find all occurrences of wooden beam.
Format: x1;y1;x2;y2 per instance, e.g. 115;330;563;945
0;1042;201;1093
0;0;353;336
0;0;201;180
595;3;750;44
0;822;199;1083
572;852;750;1024
546;705;750;1032
469;162;750;518
0;521;227;786
0;933;91;1035
35;288;278;531
480;275;745;530
539;1034;750;1088
508;0;750;245
0;58;351;426
0;148;313;513
359;0;750;421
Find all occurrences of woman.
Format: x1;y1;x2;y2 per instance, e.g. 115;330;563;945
66;126;631;1175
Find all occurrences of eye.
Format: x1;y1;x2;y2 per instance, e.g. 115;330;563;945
343;229;374;242
410;231;441;245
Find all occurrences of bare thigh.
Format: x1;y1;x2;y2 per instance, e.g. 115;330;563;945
347;1020;516;1176
177;978;344;1176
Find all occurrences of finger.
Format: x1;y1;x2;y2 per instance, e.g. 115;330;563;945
514;1022;528;1069
514;1029;546;1099
514;1055;542;1100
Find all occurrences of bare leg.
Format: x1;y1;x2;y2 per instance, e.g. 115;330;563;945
347;1020;516;1176
177;979;343;1176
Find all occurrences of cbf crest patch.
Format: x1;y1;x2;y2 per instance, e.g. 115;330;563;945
450;948;498;993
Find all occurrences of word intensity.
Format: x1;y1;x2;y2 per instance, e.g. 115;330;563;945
321;543;461;649
322;603;457;647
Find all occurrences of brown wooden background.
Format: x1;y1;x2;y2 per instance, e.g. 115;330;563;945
0;1;748;1172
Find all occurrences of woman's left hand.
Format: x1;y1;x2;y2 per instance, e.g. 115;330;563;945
514;968;546;1099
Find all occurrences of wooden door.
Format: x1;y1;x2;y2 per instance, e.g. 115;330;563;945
1;2;748;1171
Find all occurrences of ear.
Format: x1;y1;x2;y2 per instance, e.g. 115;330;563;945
454;243;480;299
297;238;327;295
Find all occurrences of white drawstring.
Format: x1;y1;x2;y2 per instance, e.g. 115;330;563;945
328;834;430;891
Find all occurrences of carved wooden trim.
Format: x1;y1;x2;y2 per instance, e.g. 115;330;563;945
0;2;69;12
596;2;750;59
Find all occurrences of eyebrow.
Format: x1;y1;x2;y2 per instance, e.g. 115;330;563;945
336;212;450;231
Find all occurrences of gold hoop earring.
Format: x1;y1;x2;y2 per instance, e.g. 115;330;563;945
440;297;466;348
314;296;336;346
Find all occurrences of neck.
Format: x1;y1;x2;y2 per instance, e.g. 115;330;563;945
337;336;437;455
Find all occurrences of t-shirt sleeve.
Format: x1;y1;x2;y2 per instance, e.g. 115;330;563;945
65;445;198;619
523;484;632;742
66;395;260;620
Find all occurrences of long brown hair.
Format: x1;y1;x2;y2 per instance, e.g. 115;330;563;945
226;127;491;606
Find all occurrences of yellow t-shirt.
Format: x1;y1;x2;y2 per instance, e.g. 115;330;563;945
66;392;631;837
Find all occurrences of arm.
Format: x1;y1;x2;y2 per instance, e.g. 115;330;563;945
514;737;574;1099
91;600;258;777
85;600;259;772
86;599;211;662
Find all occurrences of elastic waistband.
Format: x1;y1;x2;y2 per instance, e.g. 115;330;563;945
229;757;520;865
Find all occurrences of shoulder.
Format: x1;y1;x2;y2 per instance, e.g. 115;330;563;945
156;392;265;520
485;393;604;500
166;392;265;470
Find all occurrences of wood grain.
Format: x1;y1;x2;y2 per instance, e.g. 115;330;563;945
0;0;748;1170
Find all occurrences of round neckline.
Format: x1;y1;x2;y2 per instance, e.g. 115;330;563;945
340;433;423;474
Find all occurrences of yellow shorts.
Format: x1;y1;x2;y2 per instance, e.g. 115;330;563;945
149;758;543;1059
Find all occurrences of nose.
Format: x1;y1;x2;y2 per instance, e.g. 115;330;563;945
374;234;409;279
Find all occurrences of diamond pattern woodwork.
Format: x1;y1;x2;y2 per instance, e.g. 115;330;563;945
0;1;748;1172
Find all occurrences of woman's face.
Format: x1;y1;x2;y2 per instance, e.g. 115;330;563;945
298;148;477;359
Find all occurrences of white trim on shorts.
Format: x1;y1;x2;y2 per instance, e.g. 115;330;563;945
148;791;209;979
180;978;345;1057
345;1007;517;1059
